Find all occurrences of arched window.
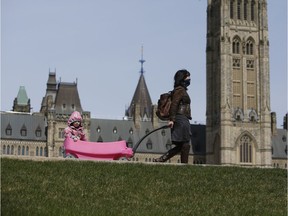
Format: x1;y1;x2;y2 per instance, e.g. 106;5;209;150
3;145;6;154
22;146;25;155
18;146;21;155
233;37;241;54
26;146;29;155
7;145;10;155
36;147;39;156
251;0;255;21
237;0;241;19
244;0;248;20
240;135;252;163
230;0;234;19
44;147;48;157
59;147;63;156
57;128;63;139
246;40;254;55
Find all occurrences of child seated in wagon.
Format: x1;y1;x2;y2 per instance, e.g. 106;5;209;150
64;111;87;142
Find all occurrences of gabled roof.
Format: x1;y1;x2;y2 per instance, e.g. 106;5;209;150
54;82;83;114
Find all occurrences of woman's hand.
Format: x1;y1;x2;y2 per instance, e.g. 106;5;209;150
168;121;174;128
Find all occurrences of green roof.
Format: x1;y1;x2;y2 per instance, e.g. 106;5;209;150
17;86;29;105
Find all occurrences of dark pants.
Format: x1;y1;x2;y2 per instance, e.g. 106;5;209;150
155;141;190;163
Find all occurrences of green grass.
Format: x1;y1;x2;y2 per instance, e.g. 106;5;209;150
1;158;287;216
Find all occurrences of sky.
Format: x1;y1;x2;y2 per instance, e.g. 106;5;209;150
1;0;287;127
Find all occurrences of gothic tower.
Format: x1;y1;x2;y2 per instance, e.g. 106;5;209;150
13;86;31;113
125;47;153;128
206;0;271;166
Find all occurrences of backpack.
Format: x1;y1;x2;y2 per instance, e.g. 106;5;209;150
156;90;173;121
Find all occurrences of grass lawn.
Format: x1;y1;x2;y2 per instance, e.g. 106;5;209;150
1;157;287;216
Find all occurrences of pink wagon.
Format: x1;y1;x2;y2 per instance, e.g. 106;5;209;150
63;125;169;161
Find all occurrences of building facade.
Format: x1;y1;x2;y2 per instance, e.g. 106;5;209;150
206;0;272;166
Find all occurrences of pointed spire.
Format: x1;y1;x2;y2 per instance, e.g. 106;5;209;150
16;86;29;105
139;45;145;74
126;45;153;122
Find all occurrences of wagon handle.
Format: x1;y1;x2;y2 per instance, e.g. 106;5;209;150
132;125;170;154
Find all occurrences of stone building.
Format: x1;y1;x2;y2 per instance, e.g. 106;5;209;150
206;0;272;166
1;0;286;167
1;57;204;164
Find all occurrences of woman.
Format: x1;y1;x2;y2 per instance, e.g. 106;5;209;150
154;69;192;163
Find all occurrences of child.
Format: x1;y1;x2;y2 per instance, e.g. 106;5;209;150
64;111;87;141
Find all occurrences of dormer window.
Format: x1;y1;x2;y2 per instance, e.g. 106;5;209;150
72;104;75;109
97;126;101;133
129;128;133;134
20;125;27;137
127;138;133;148
35;126;42;137
5;124;12;136
63;104;66;109
146;139;152;150
113;127;117;134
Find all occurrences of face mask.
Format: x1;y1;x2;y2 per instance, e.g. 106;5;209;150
184;79;191;87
